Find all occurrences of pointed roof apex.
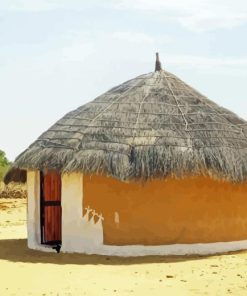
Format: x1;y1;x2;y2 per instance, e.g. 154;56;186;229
155;52;162;72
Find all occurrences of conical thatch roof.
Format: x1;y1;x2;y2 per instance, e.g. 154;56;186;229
11;54;247;182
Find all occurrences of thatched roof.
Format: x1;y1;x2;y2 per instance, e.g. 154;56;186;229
4;168;26;184
10;54;247;182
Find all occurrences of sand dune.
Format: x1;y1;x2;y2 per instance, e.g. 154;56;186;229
1;198;247;295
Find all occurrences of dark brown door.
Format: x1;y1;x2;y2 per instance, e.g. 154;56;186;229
40;170;62;245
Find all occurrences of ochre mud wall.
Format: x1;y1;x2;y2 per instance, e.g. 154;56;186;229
83;175;247;245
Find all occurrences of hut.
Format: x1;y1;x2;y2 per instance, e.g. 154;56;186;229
6;53;247;256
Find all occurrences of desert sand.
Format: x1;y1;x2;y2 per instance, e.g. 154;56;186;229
1;198;247;295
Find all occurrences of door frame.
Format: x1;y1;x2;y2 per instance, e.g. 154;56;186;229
40;171;62;246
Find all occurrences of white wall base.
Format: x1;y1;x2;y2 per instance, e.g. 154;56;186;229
28;240;247;256
65;239;247;257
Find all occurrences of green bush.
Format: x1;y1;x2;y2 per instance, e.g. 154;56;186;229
0;150;10;181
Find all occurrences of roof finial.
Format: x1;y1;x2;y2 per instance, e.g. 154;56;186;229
155;52;162;72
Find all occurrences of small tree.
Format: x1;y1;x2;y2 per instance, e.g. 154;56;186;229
0;150;10;181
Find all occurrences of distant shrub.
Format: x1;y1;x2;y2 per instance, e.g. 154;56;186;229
0;150;10;181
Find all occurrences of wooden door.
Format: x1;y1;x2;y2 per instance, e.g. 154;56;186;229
40;170;62;245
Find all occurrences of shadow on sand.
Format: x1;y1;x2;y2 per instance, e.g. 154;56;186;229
0;238;242;265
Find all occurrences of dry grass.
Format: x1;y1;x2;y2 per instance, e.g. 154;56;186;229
0;182;27;199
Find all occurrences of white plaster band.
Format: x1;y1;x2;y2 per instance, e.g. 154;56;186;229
61;240;247;257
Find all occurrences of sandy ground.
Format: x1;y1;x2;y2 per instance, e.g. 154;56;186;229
1;199;247;295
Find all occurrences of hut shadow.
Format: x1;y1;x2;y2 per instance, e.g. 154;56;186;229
0;238;244;265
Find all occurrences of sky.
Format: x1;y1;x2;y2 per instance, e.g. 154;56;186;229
0;0;247;160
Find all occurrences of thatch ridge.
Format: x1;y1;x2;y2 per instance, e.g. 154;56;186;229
12;69;247;182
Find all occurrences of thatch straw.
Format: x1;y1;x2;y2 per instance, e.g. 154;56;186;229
4;168;27;184
10;66;247;183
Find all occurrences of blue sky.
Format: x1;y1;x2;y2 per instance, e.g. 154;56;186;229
1;0;247;160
